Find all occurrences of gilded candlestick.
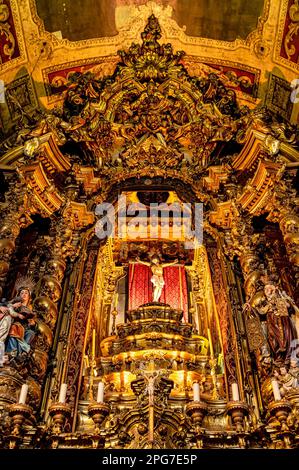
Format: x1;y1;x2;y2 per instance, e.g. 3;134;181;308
48;402;72;435
8;403;33;448
88;402;110;433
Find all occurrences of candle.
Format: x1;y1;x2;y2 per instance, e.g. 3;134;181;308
18;384;29;404
271;379;281;401
231;383;240;401
114;292;119;309
97;381;105;403
193;382;200;402
92;328;96;359
207;328;214;358
58;383;67;403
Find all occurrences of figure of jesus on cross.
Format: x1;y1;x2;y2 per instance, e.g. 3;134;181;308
136;254;178;302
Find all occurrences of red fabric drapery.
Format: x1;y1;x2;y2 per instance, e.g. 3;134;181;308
128;264;188;321
129;264;151;309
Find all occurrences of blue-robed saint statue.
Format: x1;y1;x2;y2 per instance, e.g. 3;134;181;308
0;277;36;359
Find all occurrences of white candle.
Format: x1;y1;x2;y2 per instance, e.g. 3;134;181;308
193;382;200;402
97;381;105;403
58;383;67;403
92;329;96;359
207;328;214;359
18;384;29;404
114;293;119;310
231;383;240;401
271;379;281;401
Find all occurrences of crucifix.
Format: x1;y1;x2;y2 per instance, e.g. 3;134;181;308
136;255;178;302
139;361;164;443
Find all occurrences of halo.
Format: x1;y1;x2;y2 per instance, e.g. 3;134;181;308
14;276;35;294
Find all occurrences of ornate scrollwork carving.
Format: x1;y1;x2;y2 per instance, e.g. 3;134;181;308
0;0;16;61
284;0;299;61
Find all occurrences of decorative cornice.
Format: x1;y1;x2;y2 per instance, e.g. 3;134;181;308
232;129;268;171
62;201;94;230
237;160;284;214
19;161;64;215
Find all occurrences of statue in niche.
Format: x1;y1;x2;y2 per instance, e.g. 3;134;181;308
259;283;297;363
0;278;36;362
136;253;178;302
243;282;298;378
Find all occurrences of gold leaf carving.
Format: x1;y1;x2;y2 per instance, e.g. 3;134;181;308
284;0;299;60
0;0;16;60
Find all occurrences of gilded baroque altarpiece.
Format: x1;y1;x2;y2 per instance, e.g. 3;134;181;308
0;1;298;450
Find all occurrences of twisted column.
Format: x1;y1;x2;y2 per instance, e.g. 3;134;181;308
223;206;269;419
224;204;265;304
0;180;33;297
28;216;76;410
277;210;299;290
266;177;299;292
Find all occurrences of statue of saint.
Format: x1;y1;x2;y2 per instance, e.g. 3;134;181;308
0;298;24;355
0;278;36;359
136;254;178;302
289;359;299;388
259;283;297;362
273;365;298;396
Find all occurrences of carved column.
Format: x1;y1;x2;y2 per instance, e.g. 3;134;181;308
33;215;75;389
186;247;207;336
223;206;267;418
34;220;69;325
0;179;33;296
276;209;299;292
0;213;20;296
35;202;94;421
267;178;299;291
224;203;266;303
0;180;38;418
